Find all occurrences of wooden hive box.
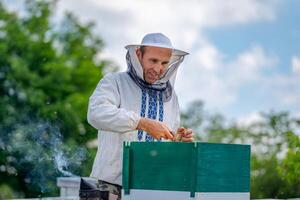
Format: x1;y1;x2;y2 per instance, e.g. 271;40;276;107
122;142;250;200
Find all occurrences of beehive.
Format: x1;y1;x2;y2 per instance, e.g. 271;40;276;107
122;142;250;200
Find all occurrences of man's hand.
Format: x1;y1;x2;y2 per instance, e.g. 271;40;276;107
174;127;194;142
136;118;174;140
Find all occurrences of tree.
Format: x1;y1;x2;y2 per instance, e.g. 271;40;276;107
0;0;114;197
180;100;205;140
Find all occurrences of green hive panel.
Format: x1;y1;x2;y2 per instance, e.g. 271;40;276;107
124;142;194;192
196;143;250;192
122;142;250;197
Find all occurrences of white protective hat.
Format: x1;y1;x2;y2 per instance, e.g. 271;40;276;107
125;33;189;56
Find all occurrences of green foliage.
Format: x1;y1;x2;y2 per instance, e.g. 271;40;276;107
0;0;113;197
180;100;205;141
277;131;300;196
0;184;15;199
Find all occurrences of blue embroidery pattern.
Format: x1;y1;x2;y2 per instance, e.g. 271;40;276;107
145;90;157;141
158;91;164;122
137;89;147;141
138;89;164;142
157;91;164;142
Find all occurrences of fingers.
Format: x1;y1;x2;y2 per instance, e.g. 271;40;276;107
156;131;173;140
141;119;193;141
153;122;174;140
183;132;193;138
173;133;182;142
158;125;174;140
177;127;192;135
141;119;172;140
177;127;185;133
183;128;193;136
179;128;194;142
158;129;193;142
164;131;174;140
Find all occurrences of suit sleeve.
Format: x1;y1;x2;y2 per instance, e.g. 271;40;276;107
87;73;141;133
172;93;181;132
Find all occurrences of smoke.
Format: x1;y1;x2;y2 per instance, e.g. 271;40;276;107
54;150;77;177
2;118;87;194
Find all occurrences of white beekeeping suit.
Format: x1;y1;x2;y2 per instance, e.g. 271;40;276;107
87;33;189;185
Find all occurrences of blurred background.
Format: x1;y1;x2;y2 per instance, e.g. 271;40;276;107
0;0;299;199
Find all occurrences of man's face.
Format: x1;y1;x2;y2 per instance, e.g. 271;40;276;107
136;46;172;84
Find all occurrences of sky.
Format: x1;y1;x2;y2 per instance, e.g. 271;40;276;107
4;0;300;123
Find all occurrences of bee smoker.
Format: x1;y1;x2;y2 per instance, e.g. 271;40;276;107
79;178;109;200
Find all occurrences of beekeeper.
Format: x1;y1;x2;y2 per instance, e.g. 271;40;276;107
87;33;194;199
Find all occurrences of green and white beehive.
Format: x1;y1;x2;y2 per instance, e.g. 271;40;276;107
122;142;250;200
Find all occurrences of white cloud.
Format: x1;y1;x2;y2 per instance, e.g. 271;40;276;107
236;111;264;126
55;0;280;68
177;45;278;112
262;74;300;108
224;45;277;88
292;56;300;74
195;44;223;71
